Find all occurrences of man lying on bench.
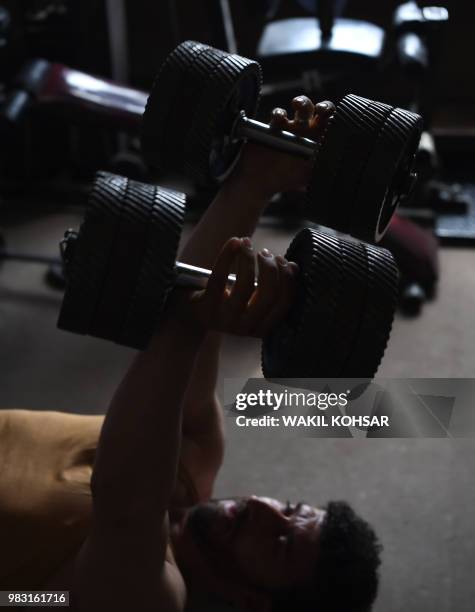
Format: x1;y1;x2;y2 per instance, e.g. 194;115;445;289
0;97;381;612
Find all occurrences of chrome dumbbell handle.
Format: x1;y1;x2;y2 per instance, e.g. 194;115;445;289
61;230;252;292
175;261;239;290
232;111;317;159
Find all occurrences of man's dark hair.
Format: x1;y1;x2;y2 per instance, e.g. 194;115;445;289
272;501;382;612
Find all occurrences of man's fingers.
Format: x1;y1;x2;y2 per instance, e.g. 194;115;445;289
315;100;336;117
269;98;335;139
292;95;316;126
310;100;336;130
204;237;241;307
242;249;280;333
269;107;290;131
258;259;299;336
227;238;256;318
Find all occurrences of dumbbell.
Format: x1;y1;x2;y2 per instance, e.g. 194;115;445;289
141;40;423;244
57;172;399;379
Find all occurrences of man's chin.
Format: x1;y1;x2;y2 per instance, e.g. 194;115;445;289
185;500;239;552
186;503;221;547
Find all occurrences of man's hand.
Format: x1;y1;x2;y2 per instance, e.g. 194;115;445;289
172;237;299;338
230;96;335;198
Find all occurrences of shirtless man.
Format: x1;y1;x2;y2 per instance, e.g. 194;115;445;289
0;97;381;611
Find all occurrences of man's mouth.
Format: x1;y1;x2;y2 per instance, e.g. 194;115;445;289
186;498;251;554
227;499;249;538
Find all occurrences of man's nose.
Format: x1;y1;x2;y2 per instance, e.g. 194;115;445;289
247;497;289;527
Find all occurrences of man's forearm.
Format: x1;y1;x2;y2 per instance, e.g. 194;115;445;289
91;320;205;524
179;175;269;268
179;175;269;430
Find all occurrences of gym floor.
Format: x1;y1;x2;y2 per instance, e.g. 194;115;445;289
1;204;475;611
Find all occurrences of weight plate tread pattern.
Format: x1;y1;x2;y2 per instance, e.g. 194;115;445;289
307;94;422;243
184;51;262;187
263;229;365;379
349;103;422;241
142;41;217;173
142;41;262;190
58;172;127;335
337;97;395;240
159;43;228;176
120;186;186;349
341;244;398;377
89;176;153;342
307;96;393;241
263;229;396;380
305;95;377;230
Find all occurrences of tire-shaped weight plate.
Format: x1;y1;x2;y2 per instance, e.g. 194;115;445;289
119;185;186;349
262;228;398;379
307;94;423;244
58;173;186;349
262;228;358;379
142;42;221;182
142;40;262;190
88;176;161;344
320;238;371;376
340;242;399;377
58;172;129;336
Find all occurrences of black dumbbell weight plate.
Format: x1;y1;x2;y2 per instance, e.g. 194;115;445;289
322;238;371;375
88;176;154;343
368;108;423;241
341;242;399;377
142;40;262;190
306;96;392;240
262;228;398;379
261;228;361;378
58;172;130;335
142;42;220;182
307;94;423;243
119;185;186;349
58;173;186;349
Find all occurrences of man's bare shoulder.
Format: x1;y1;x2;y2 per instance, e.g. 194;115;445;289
46;546;186;612
161;560;187;612
45;513;188;612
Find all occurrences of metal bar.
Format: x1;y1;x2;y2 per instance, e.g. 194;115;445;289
233;114;316;159
0;252;62;265
318;0;336;41
206;0;229;51
219;0;238;53
175;261;253;290
105;0;129;83
105;0;130;154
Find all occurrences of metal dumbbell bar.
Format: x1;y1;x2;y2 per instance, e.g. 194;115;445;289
142;40;423;244
232;112;316;159
61;233;239;292
58;172;399;379
0;237;239;291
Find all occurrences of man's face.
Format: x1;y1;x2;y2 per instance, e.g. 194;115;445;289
184;496;325;590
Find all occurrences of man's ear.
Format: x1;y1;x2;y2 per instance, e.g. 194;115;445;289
233;587;272;612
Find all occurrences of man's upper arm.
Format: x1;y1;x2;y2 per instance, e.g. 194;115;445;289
178;394;225;503
72;515;186;612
